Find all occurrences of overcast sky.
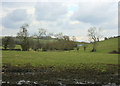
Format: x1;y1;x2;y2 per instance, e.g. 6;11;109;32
0;0;118;42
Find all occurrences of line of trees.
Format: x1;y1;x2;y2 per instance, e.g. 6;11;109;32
2;24;106;52
2;24;77;51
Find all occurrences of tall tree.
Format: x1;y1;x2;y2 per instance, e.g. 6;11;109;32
88;27;102;52
17;24;30;51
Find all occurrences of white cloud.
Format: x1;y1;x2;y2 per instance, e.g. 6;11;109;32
27;8;35;14
75;36;88;42
70;21;80;24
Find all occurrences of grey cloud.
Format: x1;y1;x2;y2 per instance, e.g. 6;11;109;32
35;2;67;21
2;9;29;29
72;2;117;25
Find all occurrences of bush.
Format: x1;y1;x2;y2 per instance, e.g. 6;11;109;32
2;36;16;49
41;40;77;51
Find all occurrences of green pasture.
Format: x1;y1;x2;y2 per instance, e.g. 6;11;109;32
79;37;118;53
2;37;119;67
2;51;118;67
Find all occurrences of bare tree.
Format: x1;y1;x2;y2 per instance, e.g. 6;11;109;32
54;32;63;40
30;28;47;51
38;28;47;38
96;28;102;42
88;27;102;52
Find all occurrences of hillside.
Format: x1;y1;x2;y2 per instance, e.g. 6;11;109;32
97;37;118;53
79;37;119;53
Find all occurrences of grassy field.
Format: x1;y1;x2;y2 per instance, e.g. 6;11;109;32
2;37;118;67
79;37;118;53
2;51;118;66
